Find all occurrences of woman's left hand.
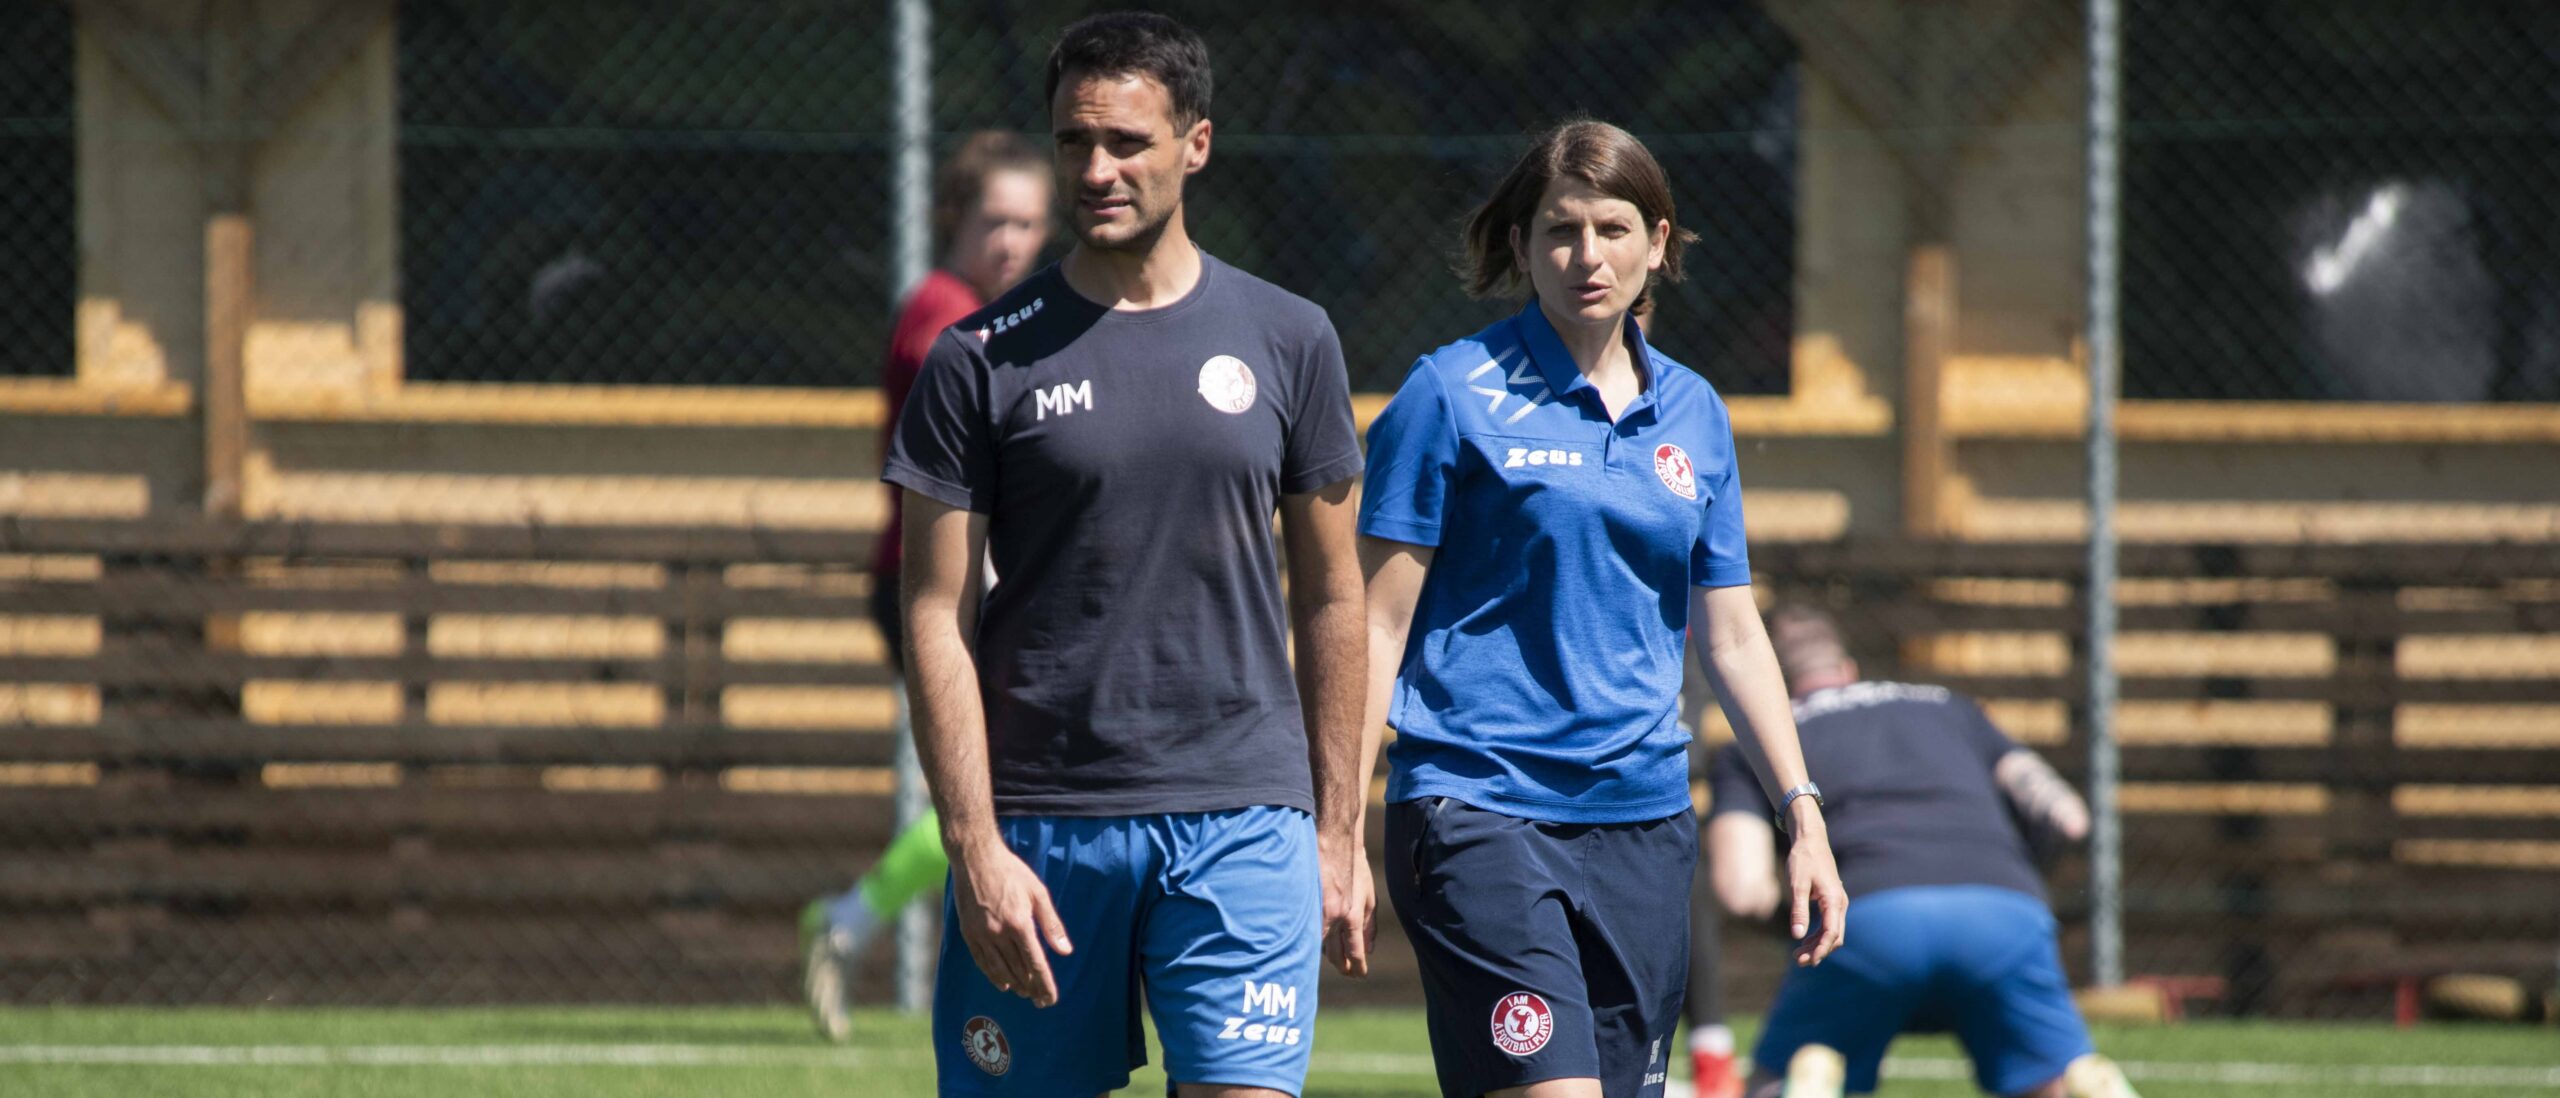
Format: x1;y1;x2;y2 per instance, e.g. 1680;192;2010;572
1784;808;1848;966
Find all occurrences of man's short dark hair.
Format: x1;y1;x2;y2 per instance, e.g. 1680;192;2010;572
1044;11;1212;127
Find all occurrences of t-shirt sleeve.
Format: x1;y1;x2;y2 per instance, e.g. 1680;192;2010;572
883;330;996;513
1357;359;1460;547
1280;313;1366;494
1691;415;1752;587
1955;696;2024;769
883;280;980;431
1705;743;1767;818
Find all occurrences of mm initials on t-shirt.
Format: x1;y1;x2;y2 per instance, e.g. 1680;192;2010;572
1034;379;1093;420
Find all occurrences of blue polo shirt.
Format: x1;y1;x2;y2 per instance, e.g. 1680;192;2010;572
1360;301;1751;823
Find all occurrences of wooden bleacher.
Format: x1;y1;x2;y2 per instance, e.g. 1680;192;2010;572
0;518;2553;1013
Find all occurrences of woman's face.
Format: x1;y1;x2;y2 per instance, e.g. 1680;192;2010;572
950;168;1054;300
1510;176;1667;329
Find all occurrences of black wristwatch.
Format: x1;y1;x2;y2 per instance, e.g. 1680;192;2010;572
1777;781;1825;833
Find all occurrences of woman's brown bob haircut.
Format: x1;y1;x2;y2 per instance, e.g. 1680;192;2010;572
1461;119;1699;306
932;130;1047;255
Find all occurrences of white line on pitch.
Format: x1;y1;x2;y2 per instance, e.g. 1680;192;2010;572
0;1045;2554;1088
1883;1055;2560;1090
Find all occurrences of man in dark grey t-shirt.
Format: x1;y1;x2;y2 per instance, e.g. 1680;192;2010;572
1706;607;2141;1098
885;13;1367;1097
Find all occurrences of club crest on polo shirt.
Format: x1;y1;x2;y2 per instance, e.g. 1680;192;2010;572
1490;991;1554;1056
1198;355;1258;413
962;1015;1012;1075
1653;442;1697;500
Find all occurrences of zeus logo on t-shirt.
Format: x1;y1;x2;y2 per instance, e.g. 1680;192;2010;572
1034;379;1093;421
1503;447;1584;469
988;296;1044;336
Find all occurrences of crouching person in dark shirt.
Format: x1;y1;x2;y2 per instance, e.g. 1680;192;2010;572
1705;606;2141;1098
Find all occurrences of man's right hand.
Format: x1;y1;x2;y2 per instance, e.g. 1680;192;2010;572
949;836;1074;1007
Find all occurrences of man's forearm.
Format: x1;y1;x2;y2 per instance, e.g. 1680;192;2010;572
1295;584;1368;840
903;575;998;856
1996;748;2090;850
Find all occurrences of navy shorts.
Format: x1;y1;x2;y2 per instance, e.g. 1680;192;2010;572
1754;884;2094;1096
1385;796;1696;1098
933;808;1320;1096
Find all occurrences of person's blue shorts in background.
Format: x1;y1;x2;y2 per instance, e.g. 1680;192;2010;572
1753;884;2093;1095
933;807;1319;1096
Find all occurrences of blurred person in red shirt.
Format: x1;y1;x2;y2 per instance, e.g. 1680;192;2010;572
801;131;1052;1042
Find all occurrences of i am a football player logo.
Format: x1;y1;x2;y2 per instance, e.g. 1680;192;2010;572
1197;355;1258;414
962;1015;1012;1076
1653;443;1697;500
1490;990;1554;1056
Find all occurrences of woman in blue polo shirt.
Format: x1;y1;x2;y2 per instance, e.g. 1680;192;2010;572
1357;119;1847;1098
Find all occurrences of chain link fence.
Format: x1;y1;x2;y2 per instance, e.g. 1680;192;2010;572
0;3;73;381
397;0;1796;394
0;0;2553;1023
2124;0;2560;402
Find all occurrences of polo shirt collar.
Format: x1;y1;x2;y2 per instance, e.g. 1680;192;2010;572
1512;299;1660;420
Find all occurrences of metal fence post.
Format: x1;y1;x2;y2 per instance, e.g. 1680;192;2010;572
2083;0;2126;990
890;0;934;1016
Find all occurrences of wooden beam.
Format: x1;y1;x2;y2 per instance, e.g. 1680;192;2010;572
1949;2;2081;139
0;379;192;417
1901;245;1957;536
68;0;205;134
202;214;252;518
244;0;391;131
1757;1;1914;159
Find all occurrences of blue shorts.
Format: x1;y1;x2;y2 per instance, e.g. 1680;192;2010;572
932;807;1320;1096
1385;796;1695;1098
1754;884;2094;1096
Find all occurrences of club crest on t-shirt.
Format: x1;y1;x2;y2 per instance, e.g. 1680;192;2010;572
962;1016;1012;1075
1490;991;1554;1056
1653;443;1697;500
1197;355;1258;414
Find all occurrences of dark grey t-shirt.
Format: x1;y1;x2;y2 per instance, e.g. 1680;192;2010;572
884;254;1363;816
1709;682;2047;903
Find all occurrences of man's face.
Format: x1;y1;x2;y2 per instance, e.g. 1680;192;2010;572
1051;70;1209;253
950;168;1052;300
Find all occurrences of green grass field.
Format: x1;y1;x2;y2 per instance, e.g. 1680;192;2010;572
0;1005;2552;1097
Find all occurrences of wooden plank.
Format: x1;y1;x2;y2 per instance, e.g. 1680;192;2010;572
2043;747;2560;787
0;519;877;565
15;571;2549;636
0;848;852;906
0;379;193;417
1945;381;2560;444
1936;674;2559;706
250;382;886;429
0;650;896;688
0;574;876;619
1901;245;1956;536
0;786;898;844
0;520;2540;577
0;722;896;768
